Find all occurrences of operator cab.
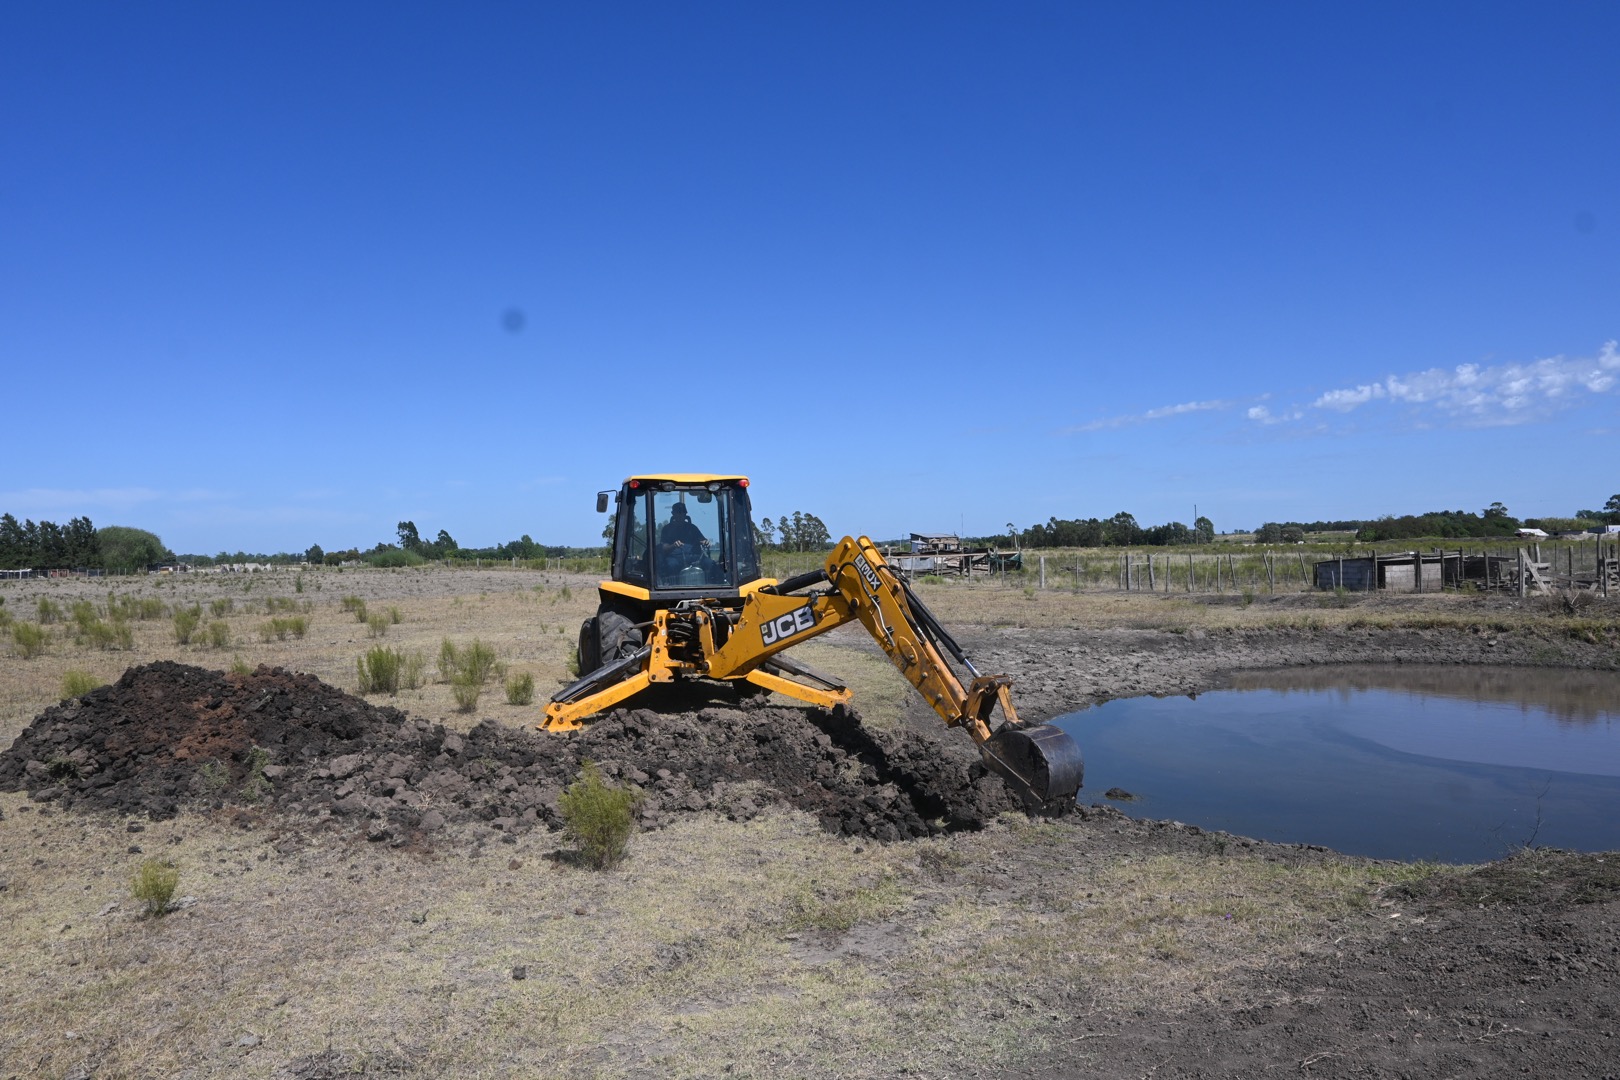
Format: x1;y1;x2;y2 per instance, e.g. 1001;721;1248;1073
602;475;762;601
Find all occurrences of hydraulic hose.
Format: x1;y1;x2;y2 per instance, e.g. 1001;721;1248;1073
768;568;830;595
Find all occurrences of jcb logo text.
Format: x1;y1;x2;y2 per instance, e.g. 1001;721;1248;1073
761;605;816;646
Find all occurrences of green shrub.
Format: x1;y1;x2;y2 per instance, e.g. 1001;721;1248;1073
36;597;62;624
451;674;481;713
240;746;271;801
365;548;426;568
85;618;133;650
13;621;48;658
559;761;641;869
210;597;234;618
61;669;101;699
505;671;535;705
461;639;497;683
285;615;308;639
366;612;389;637
131;859;180;917
229;655;253;676
70;600;98;634
388;605;402;624
402;650;427;690
109;594;165;621
341;595;367;622
195;759;228;792
207;620;232;648
437;637;498;684
173;605;202;645
357;646;402;695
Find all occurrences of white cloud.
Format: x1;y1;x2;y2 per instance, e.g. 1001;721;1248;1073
1246;404;1303;425
1313;384;1386;411
1307;340;1619;425
1064;399;1231;434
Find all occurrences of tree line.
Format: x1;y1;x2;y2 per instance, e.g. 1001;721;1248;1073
0;514;172;571
13;494;1616;572
1016;512;1217;549
756;511;831;552
1013;494;1620;549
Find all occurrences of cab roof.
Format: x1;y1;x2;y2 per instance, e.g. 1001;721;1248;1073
623;474;749;485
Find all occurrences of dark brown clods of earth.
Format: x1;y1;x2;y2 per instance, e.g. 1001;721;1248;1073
0;661;1021;842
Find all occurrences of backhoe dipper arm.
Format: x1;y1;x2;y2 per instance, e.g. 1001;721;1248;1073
707;537;1083;811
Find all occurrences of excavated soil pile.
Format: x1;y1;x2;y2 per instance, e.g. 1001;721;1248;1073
0;661;1019;842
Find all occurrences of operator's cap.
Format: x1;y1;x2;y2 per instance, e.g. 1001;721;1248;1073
670;503;688;517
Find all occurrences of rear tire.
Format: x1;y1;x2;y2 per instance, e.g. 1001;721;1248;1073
577;616;601;675
596;609;642;661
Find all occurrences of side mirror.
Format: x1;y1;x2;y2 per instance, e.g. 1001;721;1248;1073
595;491;611;514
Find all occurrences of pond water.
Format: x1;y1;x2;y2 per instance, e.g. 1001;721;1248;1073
1051;665;1620;864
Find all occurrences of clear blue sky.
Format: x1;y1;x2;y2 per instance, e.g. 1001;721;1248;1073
3;2;1615;553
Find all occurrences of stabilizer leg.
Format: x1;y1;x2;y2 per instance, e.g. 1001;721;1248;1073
542;646;654;731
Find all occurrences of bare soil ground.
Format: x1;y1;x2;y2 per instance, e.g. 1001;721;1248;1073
1;568;1618;1078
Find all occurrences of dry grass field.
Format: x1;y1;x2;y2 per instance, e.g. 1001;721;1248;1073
2;566;1616;1078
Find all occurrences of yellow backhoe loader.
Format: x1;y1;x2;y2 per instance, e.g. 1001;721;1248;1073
542;474;1083;812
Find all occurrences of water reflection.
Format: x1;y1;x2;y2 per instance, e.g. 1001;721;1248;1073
1226;665;1620;726
1053;666;1620;864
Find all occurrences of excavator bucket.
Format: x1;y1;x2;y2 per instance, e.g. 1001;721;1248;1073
978;723;1084;814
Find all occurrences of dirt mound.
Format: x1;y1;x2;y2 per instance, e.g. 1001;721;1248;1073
0;661;1020;842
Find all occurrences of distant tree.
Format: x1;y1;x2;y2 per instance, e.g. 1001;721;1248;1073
757;516;776;550
1356;508;1520;542
69;525;105;564
1280;526;1306;544
1255;522;1285;544
1104;512;1141;546
1577;495;1620;525
0;513;23;566
1484;501;1512;520
1193;516;1215;544
397;521;422;553
779;511;831;551
433;529;457;557
306;543;325;564
98;525;171;571
1141;520;1192;545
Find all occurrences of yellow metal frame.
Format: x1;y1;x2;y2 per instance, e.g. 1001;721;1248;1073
543;536;1012;746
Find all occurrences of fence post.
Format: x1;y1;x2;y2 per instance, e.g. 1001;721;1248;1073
1039;555;1046;590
